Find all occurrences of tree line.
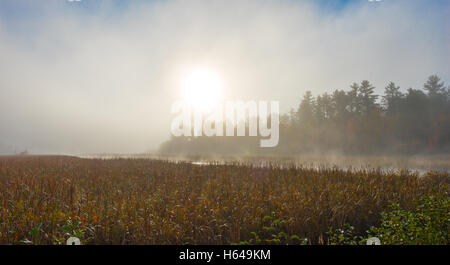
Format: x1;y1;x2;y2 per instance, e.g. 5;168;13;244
159;75;450;156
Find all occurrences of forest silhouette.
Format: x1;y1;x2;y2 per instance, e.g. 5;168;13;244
160;75;450;156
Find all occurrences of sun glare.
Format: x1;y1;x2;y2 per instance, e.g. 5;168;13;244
181;68;223;112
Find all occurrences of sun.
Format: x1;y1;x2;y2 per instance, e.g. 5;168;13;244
181;68;223;112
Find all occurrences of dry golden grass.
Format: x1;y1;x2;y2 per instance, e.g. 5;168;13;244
0;156;448;244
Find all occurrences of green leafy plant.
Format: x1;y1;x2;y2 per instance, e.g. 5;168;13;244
237;212;308;245
327;224;365;245
328;193;449;245
368;193;449;245
54;219;86;245
19;223;43;245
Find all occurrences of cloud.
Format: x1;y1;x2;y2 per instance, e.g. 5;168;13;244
0;0;448;154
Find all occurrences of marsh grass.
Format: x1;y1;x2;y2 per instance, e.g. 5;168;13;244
0;156;447;244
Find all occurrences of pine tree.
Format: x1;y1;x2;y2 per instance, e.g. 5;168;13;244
358;80;378;115
382;81;404;115
424;75;445;97
348;83;359;114
332;89;350;120
296;91;315;125
315;93;333;121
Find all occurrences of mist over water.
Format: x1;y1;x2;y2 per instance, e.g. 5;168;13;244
80;153;450;175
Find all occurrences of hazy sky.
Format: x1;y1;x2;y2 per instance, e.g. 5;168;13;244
0;0;448;154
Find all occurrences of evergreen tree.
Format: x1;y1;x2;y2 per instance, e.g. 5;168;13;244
348;83;359;114
332;89;350;121
382;82;404;115
297;91;315;125
424;75;445;97
314;93;333;121
358;80;378;115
